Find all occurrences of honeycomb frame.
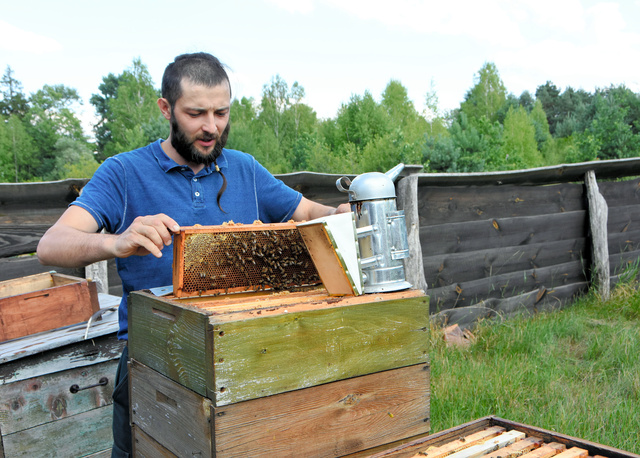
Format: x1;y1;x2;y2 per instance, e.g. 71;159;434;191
172;222;321;298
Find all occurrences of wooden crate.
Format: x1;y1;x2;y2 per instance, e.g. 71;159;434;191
366;416;640;458
130;359;430;458
0;272;99;342
128;288;429;406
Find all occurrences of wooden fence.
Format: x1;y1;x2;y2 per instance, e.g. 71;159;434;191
3;158;640;328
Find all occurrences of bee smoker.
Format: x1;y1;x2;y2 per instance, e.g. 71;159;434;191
336;163;412;293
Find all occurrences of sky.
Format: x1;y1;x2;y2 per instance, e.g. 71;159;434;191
1;0;640;134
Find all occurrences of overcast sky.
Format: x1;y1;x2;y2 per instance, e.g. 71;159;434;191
2;0;639;133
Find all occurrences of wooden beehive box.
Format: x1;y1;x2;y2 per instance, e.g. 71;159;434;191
128;287;431;456
0;272;100;342
365;416;640;458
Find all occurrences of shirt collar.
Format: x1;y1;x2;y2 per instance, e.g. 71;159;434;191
152;139;228;176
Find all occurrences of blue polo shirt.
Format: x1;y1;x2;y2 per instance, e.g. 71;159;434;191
72;139;302;340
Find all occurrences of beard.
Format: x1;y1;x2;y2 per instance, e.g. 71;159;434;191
170;115;230;166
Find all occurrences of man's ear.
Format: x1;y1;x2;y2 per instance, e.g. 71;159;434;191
157;98;171;121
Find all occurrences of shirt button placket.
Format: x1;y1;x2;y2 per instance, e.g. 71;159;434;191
192;177;204;205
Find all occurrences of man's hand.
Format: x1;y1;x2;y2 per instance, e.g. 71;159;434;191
37;207;180;268
112;214;180;259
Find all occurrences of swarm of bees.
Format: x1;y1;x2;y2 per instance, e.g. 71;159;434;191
181;227;321;296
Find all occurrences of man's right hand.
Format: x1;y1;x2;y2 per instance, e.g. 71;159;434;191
112;214;180;259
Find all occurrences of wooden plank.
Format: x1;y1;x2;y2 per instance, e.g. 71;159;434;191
130;360;213;458
420;211;587;256
413;158;640;187
408;426;506;458
607;205;640;233
0;224;52;257
398;175;429;293
598;177;640;208
417;183;585;225
1;404;113;457
212;295;429;405
424;238;587;287
0;358;118;434
0;333;123;385
446;430;526;458
213;363;430;458
428;260;586;313
128;291;214;399
609;250;640;278
554;447;589;458
132;424;177;457
608;230;640;254
520;442;567;458
586;171;610;299
483;436;545;458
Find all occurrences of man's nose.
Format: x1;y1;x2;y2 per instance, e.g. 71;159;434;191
202;113;218;133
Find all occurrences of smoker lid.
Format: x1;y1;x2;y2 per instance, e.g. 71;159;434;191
337;171;397;201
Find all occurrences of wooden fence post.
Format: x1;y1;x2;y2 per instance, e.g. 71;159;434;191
397;175;429;294
585;170;610;300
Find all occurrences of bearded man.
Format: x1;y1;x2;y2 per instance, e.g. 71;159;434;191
37;52;348;457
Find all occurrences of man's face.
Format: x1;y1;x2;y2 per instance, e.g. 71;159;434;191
169;79;231;166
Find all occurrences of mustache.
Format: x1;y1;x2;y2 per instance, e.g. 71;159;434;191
198;132;219;142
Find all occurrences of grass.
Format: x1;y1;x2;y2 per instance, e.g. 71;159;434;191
428;282;640;454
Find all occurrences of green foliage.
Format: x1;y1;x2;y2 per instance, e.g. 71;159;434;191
4;56;640;182
0;66;29;118
91;58;163;160
50;137;99;180
429;284;640;453
501;105;543;169
460;62;507;124
0;115;36;182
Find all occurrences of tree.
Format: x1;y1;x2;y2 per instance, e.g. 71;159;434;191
529;100;554;157
0;66;29;118
256;75;319;172
0;115;36;182
26;84;88;179
460;62;507;124
49;137;99;180
91;58;163;160
90;72;122;159
501;106;542;169
585;88;640;160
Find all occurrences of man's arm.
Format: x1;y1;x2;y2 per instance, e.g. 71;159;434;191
37;206;180;268
291;197;351;222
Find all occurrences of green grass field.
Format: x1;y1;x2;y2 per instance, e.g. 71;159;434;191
428;282;640;454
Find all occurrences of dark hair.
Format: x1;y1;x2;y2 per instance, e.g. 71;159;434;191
161;52;231;108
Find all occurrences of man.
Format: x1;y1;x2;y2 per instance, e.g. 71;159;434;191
37;52;348;457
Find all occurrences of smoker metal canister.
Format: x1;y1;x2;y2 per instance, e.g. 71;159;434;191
336;164;412;293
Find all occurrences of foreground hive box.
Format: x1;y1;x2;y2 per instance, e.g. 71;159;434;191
128;287;430;456
367;416;640;458
0;272;99;342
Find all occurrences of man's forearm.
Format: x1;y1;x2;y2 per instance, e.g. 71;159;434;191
37;226;117;268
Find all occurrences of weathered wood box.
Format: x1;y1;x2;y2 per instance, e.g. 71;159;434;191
0;294;124;458
128;287;431;457
0;272;100;342
366;416;640;458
